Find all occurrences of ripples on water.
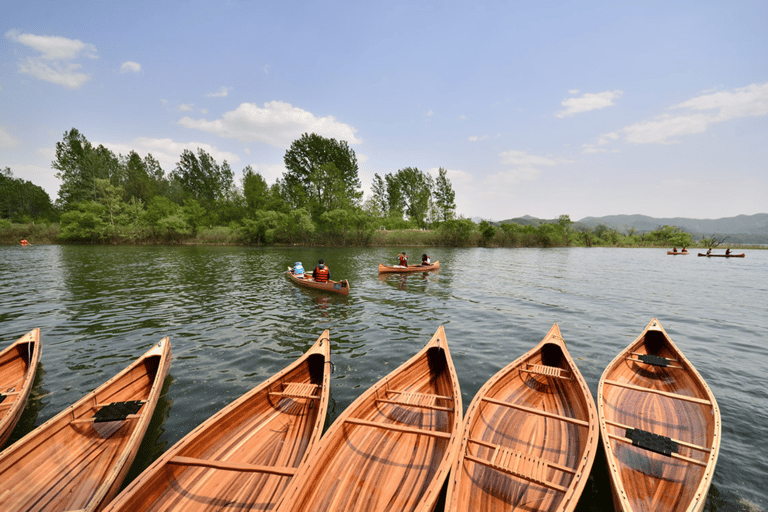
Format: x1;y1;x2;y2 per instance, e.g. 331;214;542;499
1;245;766;510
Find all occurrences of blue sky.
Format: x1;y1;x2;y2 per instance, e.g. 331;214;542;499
2;0;767;221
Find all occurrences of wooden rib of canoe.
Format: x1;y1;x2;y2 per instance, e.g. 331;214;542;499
445;324;599;512
697;252;745;258
0;338;171;512
275;325;462;512
378;261;440;273
285;268;350;295
667;251;689;255
597;318;721;512
0;328;41;449
103;331;331;512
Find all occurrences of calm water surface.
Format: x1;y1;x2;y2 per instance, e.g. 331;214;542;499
1;245;766;510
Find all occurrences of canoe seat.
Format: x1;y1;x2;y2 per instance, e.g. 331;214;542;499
168;456;298;476
270;382;320;400
626;353;683;369
626;428;679;457
93;400;145;423
377;390;455;412
522;363;571;380
465;445;567;493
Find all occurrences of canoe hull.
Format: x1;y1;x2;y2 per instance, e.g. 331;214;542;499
667;251;689;255
0;338;171;512
103;331;331;512
445;324;598;512
378;261;440;273
285;269;350;295
276;326;462;512
697;253;744;258
0;329;41;449
597;319;720;512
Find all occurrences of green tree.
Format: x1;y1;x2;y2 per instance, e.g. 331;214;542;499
52;128;119;208
242;166;271;211
0;167;57;221
282;133;362;217
392;167;433;228
171;148;234;207
366;173;388;217
432;167;456;222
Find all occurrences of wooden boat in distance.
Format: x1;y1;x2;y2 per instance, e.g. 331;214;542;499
103;331;332;512
276;325;462;512
597;319;721;512
378;261;440;273
445;324;598;512
697;252;745;258
0;328;41;448
0;338;171;512
285;268;350;295
667;251;689;255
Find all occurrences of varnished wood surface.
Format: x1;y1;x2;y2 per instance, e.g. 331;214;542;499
102;331;332;512
276;325;462;512
285;269;350;295
0;338;171;512
378;261;440;273
0;329;41;449
597;318;721;512
445;324;598;512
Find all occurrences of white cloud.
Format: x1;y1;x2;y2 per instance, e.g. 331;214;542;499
120;61;141;74
621;82;768;144
99;137;240;172
178;101;361;148
0;125;19;148
207;86;232;98
557;90;623;118
499;150;556;167
178;104;194;112
5;29;97;89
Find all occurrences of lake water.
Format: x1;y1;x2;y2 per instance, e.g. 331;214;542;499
1;244;766;511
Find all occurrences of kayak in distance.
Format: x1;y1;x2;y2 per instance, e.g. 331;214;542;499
697;253;745;258
378;261;440;273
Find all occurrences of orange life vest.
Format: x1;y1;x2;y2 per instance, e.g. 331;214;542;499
314;265;330;282
398;255;407;266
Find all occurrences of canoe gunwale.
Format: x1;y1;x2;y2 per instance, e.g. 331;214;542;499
0;328;41;448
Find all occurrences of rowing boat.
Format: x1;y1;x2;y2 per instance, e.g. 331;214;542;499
667;251;689;255
445;324;598;512
697;253;745;258
597;318;720;512
275;325;462;512
103;331;332;512
378;261;440;273
0;338;171;512
285;268;350;295
0;329;41;448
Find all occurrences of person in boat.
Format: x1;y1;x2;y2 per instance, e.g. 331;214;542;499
420;253;431;265
672;247;678;253
725;248;731;255
313;259;330;282
292;261;305;277
20;239;29;246
706;248;712;255
398;252;408;266
682;247;688;253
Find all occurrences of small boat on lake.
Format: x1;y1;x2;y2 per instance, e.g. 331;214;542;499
103;331;331;512
275;325;462;512
445;324;598;512
597;318;720;512
667;251;689;255
285;268;349;295
378;261;440;273
0;329;41;449
697;252;745;258
0;338;171;512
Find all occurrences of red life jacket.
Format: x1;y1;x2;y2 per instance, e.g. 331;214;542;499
398;255;408;266
314;265;330;282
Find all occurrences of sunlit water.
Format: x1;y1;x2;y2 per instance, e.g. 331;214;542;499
1;245;765;510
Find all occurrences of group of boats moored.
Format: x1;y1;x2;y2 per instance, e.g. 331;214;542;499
0;318;719;511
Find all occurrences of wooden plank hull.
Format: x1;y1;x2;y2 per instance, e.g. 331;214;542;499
445;324;598;512
378;261;440;273
103;331;332;512
285;269;350;295
276;326;462;512
0;338;171;512
667;251;689;255
597;319;720;512
0;329;41;448
697;253;745;258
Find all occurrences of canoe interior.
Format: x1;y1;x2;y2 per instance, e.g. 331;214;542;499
0;330;40;448
0;341;169;512
599;321;720;512
278;328;461;512
448;326;598;512
105;334;330;512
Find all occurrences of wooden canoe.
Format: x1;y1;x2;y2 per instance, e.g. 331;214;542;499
0;338;171;512
597;318;721;512
275;325;463;512
102;331;332;512
378;261;440;273
285;269;350;295
445;324;598;512
0;328;42;448
697;253;745;258
667;251;689;255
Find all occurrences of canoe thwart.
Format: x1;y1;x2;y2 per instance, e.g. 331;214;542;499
603;379;712;406
344;417;452;438
168;456;298;476
479;395;590;427
607;432;709;468
377;390;455;412
626;428;678;456
464;446;568;493
269;382;320;400
626;353;684;369
521;363;572;380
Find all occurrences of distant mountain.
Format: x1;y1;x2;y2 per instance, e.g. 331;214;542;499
497;213;768;244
